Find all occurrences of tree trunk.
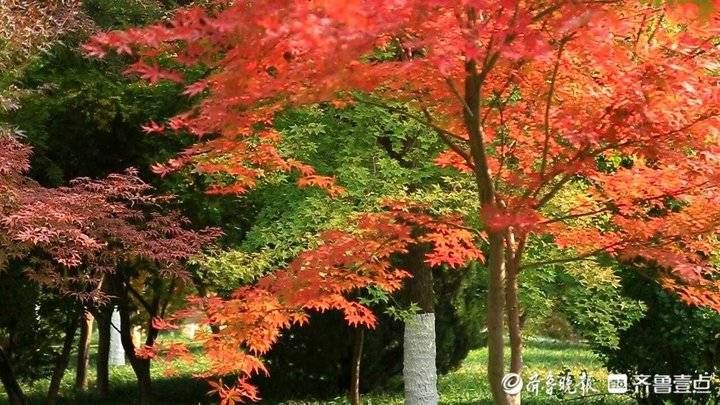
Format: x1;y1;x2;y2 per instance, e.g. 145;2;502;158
190;274;221;335
129;359;152;405
0;345;25;405
95;274;118;397
109;307;126;366
75;309;94;391
118;303;154;404
460;33;510;405
403;243;438;405
117;285;154;404
404;313;438;405
46;311;80;405
349;327;364;405
502;229;524;405
505;263;522;405
95;305;112;396
486;232;509;405
506;266;522;374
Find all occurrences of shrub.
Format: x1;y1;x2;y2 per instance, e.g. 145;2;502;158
255;264;486;400
594;265;720;404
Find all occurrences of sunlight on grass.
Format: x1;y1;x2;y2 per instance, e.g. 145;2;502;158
277;338;634;404
1;337;634;404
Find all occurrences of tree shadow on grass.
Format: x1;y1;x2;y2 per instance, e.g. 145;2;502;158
19;376;212;405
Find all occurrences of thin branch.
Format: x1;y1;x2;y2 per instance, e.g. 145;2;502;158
530;0;621;23
354;96;467;141
632;13;648;55
160;278;177;319
540;206;612;226
480;61;524;126
534;170;576;208
445;77;474;117
520;242;622;270
515;143;590;212
647;13;664;45
539;35;572;180
494;107;511;190
422;108;475;167
538;173;714;221
432;218;486;239
352;95;474;167
476;51;501;91
532;3;563;22
531;110;717;209
125;282;154;314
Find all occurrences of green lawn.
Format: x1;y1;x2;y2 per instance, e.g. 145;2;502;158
1;338;635;404
283;338;634;405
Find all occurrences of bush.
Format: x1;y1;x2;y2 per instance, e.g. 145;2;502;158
0;264;73;381
255;263;486;400
517;256;645;349
594;265;720;404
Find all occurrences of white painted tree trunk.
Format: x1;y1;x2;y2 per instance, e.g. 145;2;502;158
109;307;125;366
403;313;438;405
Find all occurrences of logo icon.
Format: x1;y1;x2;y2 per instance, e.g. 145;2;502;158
502;373;524;395
607;374;628;394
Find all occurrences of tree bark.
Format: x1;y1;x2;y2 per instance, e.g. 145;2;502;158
95;305;112;396
0;345;25;405
502;229;524;405
46;311;80;405
486;233;509;405
117;291;154;404
458;16;510;401
403;243;438;405
75;309;94;391
404;313;438;405
506;265;522;375
504;231;524;375
349;327;365;405
94;274;118;397
505;263;522;405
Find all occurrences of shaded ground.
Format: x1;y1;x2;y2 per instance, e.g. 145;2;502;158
0;338;634;404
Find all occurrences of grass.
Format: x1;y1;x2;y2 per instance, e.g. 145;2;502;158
1;338;635;404
282;338;634;405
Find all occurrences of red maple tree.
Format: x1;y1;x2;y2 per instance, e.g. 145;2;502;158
86;1;720;403
0;132;220;403
0;133;210;297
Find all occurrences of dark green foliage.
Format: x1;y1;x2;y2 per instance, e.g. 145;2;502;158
433;262;487;373
0;263;76;382
517;236;645;347
5;42;188;186
0;0;194;187
83;0;173;29
256;264;486;399
594;266;720;404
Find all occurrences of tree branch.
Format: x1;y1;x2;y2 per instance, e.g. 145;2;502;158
445;77;474;117
520;242;622;270
421;108;475;167
125;282;154;314
539;35;572;180
540;206;611;225
352;95;474;167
